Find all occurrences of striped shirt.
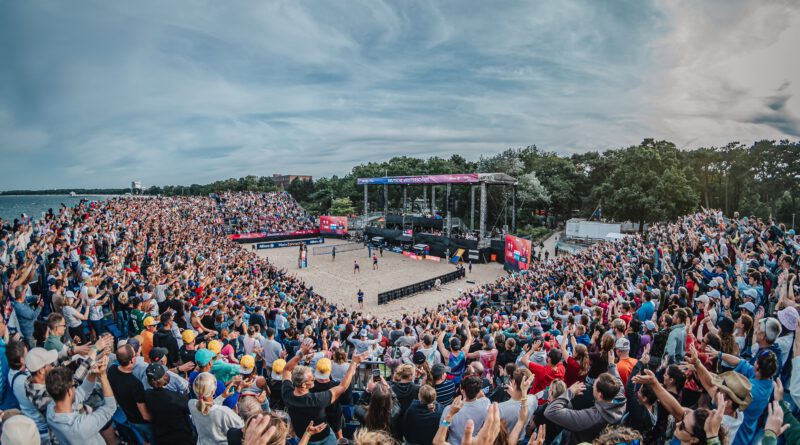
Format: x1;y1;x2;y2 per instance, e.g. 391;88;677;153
435;379;456;407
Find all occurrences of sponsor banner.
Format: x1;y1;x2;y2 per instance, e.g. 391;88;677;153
229;229;319;240
256;237;325;250
357;173;480;185
319;215;349;235
425;255;441;262
504;234;532;271
402;251;421;260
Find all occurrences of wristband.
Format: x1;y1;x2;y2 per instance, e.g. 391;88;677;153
440;419;452;428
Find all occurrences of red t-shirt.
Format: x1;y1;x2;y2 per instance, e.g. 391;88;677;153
563;356;582;386
527;361;565;395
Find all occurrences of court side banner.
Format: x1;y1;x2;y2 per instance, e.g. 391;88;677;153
319;216;349;235
504;234;531;271
256;238;325;249
229;229;319;240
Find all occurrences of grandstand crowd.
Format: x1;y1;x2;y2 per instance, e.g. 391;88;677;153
0;194;799;445
218;192;315;234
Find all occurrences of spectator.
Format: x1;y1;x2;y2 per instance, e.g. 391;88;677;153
189;372;243;444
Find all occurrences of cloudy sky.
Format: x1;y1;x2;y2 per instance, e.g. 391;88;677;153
1;0;799;190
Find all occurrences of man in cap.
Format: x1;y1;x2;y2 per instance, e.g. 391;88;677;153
179;329;200;366
143;363;195;444
258;327;284;375
614;337;638;386
107;343;154;443
309;357;344;439
268;359;286;411
147;347;191;393
140;316;158;363
431;363;456;407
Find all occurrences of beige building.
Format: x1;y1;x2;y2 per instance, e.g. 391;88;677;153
272;174;312;189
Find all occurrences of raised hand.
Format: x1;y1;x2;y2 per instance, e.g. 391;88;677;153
528;424;546;445
243;414;277;445
765;400;790;437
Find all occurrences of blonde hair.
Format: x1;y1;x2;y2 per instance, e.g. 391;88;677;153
244;413;288;445
354;428;398;445
237;396;263;423
548;379;567;400
193;372;217;415
418;385;437;411
396;364;414;380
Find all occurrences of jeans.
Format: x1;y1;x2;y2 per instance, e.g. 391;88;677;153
90;319;105;337
116;311;129;338
130;422;154;444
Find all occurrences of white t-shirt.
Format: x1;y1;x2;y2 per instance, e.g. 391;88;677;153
88;298;104;321
188;400;243;445
63;306;83;328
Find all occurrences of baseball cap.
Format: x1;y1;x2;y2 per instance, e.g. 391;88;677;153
615;337;630;351
431;363;449;379
143;316;157;327
207;340;222;355
695;294;710;305
1;415;40;445
240;355;256;375
761;317;782;342
359;329;368;337
149;347;168;363
194;349;215;367
145;363;167;381
741;302;756;314
743;288;758;300
272;359;287;379
181;330;197;344
712;371;752;409
25;348;58;373
412;350;426;365
314;358;332;380
707;290;721;300
778;307;799;331
644;320;657;331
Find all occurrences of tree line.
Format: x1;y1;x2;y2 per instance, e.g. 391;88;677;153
140;138;800;230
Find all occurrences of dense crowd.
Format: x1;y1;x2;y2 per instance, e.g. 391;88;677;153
218;192;315;234
0;195;799;445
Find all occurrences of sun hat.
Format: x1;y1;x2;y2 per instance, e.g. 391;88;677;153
314;358;332;380
777;307;799;331
194;349;215;367
25;348;58;373
712;371;752;409
271;359;287;380
615;337;630;351
207;340;222;355
1;415;40;445
240;355;255;375
181;330;197;344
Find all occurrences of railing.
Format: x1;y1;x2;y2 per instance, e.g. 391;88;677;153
377;267;466;304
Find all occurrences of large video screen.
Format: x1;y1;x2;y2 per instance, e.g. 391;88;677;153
319;215;348;235
504;234;531;271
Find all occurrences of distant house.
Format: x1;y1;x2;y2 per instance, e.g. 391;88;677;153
272;174;312;189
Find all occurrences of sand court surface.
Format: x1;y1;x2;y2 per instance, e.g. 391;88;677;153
251;238;506;318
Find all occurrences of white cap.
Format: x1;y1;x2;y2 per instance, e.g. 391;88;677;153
25;348;58;373
1;415;41;444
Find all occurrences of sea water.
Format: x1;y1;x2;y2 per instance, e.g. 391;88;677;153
0;195;111;223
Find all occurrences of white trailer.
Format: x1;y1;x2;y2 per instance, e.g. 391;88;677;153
565;219;622;240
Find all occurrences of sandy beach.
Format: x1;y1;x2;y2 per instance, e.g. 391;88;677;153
252;238;507;318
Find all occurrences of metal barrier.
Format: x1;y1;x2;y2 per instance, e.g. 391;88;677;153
312;242;364;256
377;267;466;304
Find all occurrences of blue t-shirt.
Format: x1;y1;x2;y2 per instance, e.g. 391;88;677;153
731;360;772;445
636;301;655;322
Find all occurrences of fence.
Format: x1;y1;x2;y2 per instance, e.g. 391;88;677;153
377;267;466;304
312;242;364;256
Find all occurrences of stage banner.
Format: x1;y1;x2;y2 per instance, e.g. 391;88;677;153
357;173;479;185
229;229;319;240
256;238;325;249
319;216;349;235
504;234;532;271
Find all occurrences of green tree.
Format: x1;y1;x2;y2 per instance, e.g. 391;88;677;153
596;139;699;230
330;197;356;216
